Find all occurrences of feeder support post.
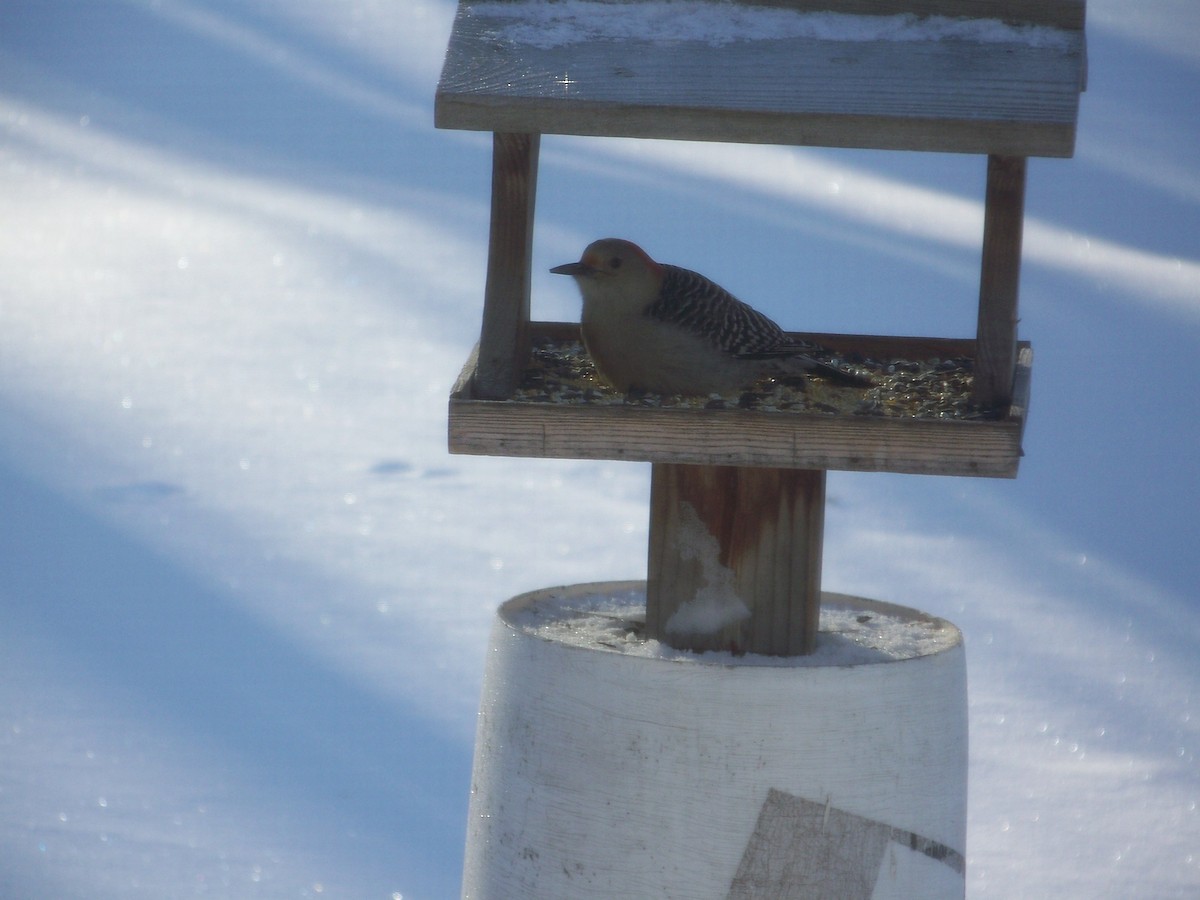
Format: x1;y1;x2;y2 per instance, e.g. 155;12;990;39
647;464;825;656
974;154;1027;409
476;132;540;400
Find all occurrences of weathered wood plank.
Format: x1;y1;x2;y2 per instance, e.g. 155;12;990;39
974;154;1026;407
449;398;1024;476
436;2;1086;156
448;325;1032;478
1010;342;1033;424
743;1;1086;30
647;464;824;655
475;132;539;400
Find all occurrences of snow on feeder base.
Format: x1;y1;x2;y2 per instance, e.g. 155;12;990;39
463;582;967;899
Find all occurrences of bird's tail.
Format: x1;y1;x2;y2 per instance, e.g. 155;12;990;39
807;357;874;387
746;349;874;387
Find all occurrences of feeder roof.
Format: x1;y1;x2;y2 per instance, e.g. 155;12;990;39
436;0;1087;157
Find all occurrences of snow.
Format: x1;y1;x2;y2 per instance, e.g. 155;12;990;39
507;584;960;665
661;502;751;637
471;1;1075;50
1;0;1198;897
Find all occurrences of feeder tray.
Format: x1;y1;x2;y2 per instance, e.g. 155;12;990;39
451;322;1031;479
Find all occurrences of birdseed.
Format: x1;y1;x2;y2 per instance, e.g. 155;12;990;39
511;336;1003;420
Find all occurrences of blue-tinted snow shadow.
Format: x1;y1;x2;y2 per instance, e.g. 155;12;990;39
0;461;470;898
825;471;1200;763
1009;268;1200;603
0;0;471;198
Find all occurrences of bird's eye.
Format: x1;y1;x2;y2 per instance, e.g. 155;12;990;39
609;257;622;270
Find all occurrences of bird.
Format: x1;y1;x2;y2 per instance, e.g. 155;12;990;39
550;238;868;397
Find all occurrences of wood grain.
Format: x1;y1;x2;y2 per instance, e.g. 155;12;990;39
449;324;1031;478
647;464;824;655
476;132;539;400
742;0;1085;30
436;2;1086;156
974;154;1026;407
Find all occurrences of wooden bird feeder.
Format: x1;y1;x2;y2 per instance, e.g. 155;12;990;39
435;0;1086;656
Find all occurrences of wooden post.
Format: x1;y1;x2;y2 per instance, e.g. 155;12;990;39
647;464;825;656
475;132;540;400
974;154;1026;409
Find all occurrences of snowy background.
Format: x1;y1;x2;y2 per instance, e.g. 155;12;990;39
1;0;1197;897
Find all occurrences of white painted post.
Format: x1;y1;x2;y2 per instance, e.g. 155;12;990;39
462;582;968;899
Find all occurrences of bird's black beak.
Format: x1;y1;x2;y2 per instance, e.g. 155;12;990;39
550;261;592;277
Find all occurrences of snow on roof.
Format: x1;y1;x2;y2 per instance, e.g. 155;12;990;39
469;0;1074;50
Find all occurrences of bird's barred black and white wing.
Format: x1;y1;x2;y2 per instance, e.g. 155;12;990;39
646;264;871;385
646;265;793;358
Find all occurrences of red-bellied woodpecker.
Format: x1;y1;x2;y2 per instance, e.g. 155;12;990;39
551;238;867;396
